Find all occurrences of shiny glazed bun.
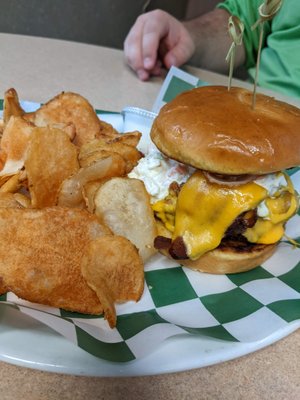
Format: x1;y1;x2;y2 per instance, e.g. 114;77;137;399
148;86;300;274
151;86;300;175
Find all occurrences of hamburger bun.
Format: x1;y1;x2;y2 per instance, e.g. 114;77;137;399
151;86;300;175
147;86;300;274
161;242;277;274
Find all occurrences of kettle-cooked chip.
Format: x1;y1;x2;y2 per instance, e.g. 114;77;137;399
0;207;111;314
0;120;3;138
12;193;31;208
58;154;126;208
109;131;142;148
94;177;157;262
81;235;144;328
0;88;149;328
0;116;35;183
24;92;102;147
80;139;142;174
78;148;122;169
0;192;24;208
3;88;25;125
0;148;6;170
25;127;79;207
97;120;120;140
82;180;107;212
0;170;26;194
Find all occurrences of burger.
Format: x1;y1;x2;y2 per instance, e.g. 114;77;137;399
130;86;300;274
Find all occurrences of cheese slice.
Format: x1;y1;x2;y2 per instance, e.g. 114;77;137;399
152;171;298;261
245;173;298;243
173;171;267;260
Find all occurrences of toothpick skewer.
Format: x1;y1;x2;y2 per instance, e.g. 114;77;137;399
251;0;282;109
226;16;244;91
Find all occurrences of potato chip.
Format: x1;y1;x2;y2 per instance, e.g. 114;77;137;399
81;235;144;328
0;88;149;327
0;171;23;193
0;116;35;183
25;127;79;208
94;177;157;262
12;192;31;208
79;148;120;169
24;92;102;147
82;180;107;212
97;120;120;140
110;131;142;148
0;120;4;139
58;154;126;208
3;88;25;125
0;192;24;208
96;120;142;148
78;139;108;165
0;207;111;314
48;122;76;141
0;151;6;172
79;139;142;174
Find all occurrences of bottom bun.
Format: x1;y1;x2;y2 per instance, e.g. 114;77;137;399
159;243;277;274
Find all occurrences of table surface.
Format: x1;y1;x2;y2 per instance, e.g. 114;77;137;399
0;32;299;400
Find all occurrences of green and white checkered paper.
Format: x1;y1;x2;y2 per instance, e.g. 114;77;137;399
0;68;299;362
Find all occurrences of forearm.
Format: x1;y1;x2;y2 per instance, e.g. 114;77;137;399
183;8;245;73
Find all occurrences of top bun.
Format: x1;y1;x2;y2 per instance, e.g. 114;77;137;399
150;86;300;174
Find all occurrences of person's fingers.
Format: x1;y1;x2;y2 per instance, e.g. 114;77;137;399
124;10;175;78
163;41;194;69
140;11;170;70
124;16;146;73
137;59;162;80
162;25;195;69
136;69;150;81
124;20;161;80
124;11;166;74
124;10;194;80
151;59;163;76
144;13;194;70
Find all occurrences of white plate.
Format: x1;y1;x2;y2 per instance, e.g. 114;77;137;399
0;304;298;376
0;106;299;377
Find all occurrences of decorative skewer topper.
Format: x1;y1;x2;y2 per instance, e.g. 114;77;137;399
226;15;244;90
251;0;283;108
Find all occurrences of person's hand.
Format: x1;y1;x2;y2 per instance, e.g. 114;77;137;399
124;10;195;80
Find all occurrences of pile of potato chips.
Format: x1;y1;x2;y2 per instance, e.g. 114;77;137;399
0;89;157;328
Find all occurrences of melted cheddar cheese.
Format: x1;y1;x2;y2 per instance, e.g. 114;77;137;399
244;173;298;244
152;171;298;261
152;192;176;232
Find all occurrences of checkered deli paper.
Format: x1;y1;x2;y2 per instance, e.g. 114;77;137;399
0;68;300;363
